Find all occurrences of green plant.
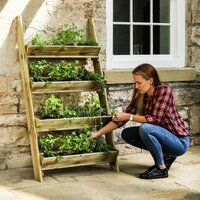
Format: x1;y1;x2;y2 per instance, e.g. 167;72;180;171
29;60;49;82
37;95;65;118
31;23;98;46
29;60;105;89
31;34;48;46
76;39;98;46
39;134;61;157
49;23;83;45
39;129;114;158
37;95;105;119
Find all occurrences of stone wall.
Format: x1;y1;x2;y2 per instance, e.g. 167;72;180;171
0;0;199;169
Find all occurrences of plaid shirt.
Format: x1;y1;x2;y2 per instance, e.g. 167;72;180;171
143;84;189;136
114;84;190;136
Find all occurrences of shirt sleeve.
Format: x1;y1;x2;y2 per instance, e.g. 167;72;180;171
145;86;172;124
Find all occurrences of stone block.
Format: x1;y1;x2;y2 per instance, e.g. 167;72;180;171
0;127;29;146
173;88;200;106
11;80;22;92
0;114;26;126
178;108;189;120
0;93;19;115
190;27;200;46
0;76;7;92
108;90;132;107
188;46;200;68
190;135;200;146
190;105;200;134
19;97;26;114
6;153;32;169
0;159;6;170
192;10;200;24
94;0;106;20
0;105;18;115
83;1;95;18
95;20;106;50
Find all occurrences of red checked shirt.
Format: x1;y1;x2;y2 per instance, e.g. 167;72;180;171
115;84;190;136
142;84;189;136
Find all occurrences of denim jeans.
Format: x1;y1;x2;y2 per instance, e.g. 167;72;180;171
121;123;190;166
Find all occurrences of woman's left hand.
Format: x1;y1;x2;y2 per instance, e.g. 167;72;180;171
112;112;130;122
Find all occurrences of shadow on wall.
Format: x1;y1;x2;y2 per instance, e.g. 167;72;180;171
0;0;8;12
0;0;46;76
21;0;46;30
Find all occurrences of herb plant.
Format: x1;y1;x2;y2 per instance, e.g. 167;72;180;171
39;129;114;157
29;60;105;89
31;23;98;46
37;95;105;119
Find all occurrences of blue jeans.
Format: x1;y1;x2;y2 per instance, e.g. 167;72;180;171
121;123;190;166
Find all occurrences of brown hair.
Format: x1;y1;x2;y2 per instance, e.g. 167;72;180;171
128;63;161;114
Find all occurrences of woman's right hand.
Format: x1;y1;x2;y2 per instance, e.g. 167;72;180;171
88;131;100;139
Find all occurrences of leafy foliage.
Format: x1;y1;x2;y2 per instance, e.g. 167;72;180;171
31;34;47;47
31;23;98;46
29;60;105;90
37;95;105;119
39;129;114;157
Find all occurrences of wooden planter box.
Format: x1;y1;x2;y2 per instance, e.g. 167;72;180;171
40;150;119;171
26;45;101;58
35;116;112;132
31;80;103;94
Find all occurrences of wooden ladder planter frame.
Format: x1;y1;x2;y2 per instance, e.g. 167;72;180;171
16;16;119;182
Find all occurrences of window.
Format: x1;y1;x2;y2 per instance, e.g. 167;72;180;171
106;0;185;69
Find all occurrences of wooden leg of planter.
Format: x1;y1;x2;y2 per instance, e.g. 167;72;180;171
109;159;120;172
105;132;115;147
105;133;120;172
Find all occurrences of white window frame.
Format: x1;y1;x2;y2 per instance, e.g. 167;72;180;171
106;0;185;69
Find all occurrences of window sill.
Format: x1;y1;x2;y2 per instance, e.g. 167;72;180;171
103;68;197;84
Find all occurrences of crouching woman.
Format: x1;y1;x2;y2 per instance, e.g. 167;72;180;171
90;63;190;179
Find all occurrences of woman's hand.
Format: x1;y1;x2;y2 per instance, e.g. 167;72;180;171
88;131;100;139
112;112;130;122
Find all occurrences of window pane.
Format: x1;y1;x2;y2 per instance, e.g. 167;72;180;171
133;0;150;22
113;25;130;55
153;0;170;23
113;0;130;22
133;25;150;54
153;26;170;54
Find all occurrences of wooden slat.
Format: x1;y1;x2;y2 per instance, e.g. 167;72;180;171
16;16;43;182
26;45;101;57
87;18;98;42
27;55;99;59
31;80;101;94
88;18;119;171
41;151;119;170
35;116;112;133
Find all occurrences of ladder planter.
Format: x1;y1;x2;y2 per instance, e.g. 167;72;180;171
16;16;119;182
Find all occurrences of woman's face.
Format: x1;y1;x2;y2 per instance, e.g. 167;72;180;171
132;74;153;95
